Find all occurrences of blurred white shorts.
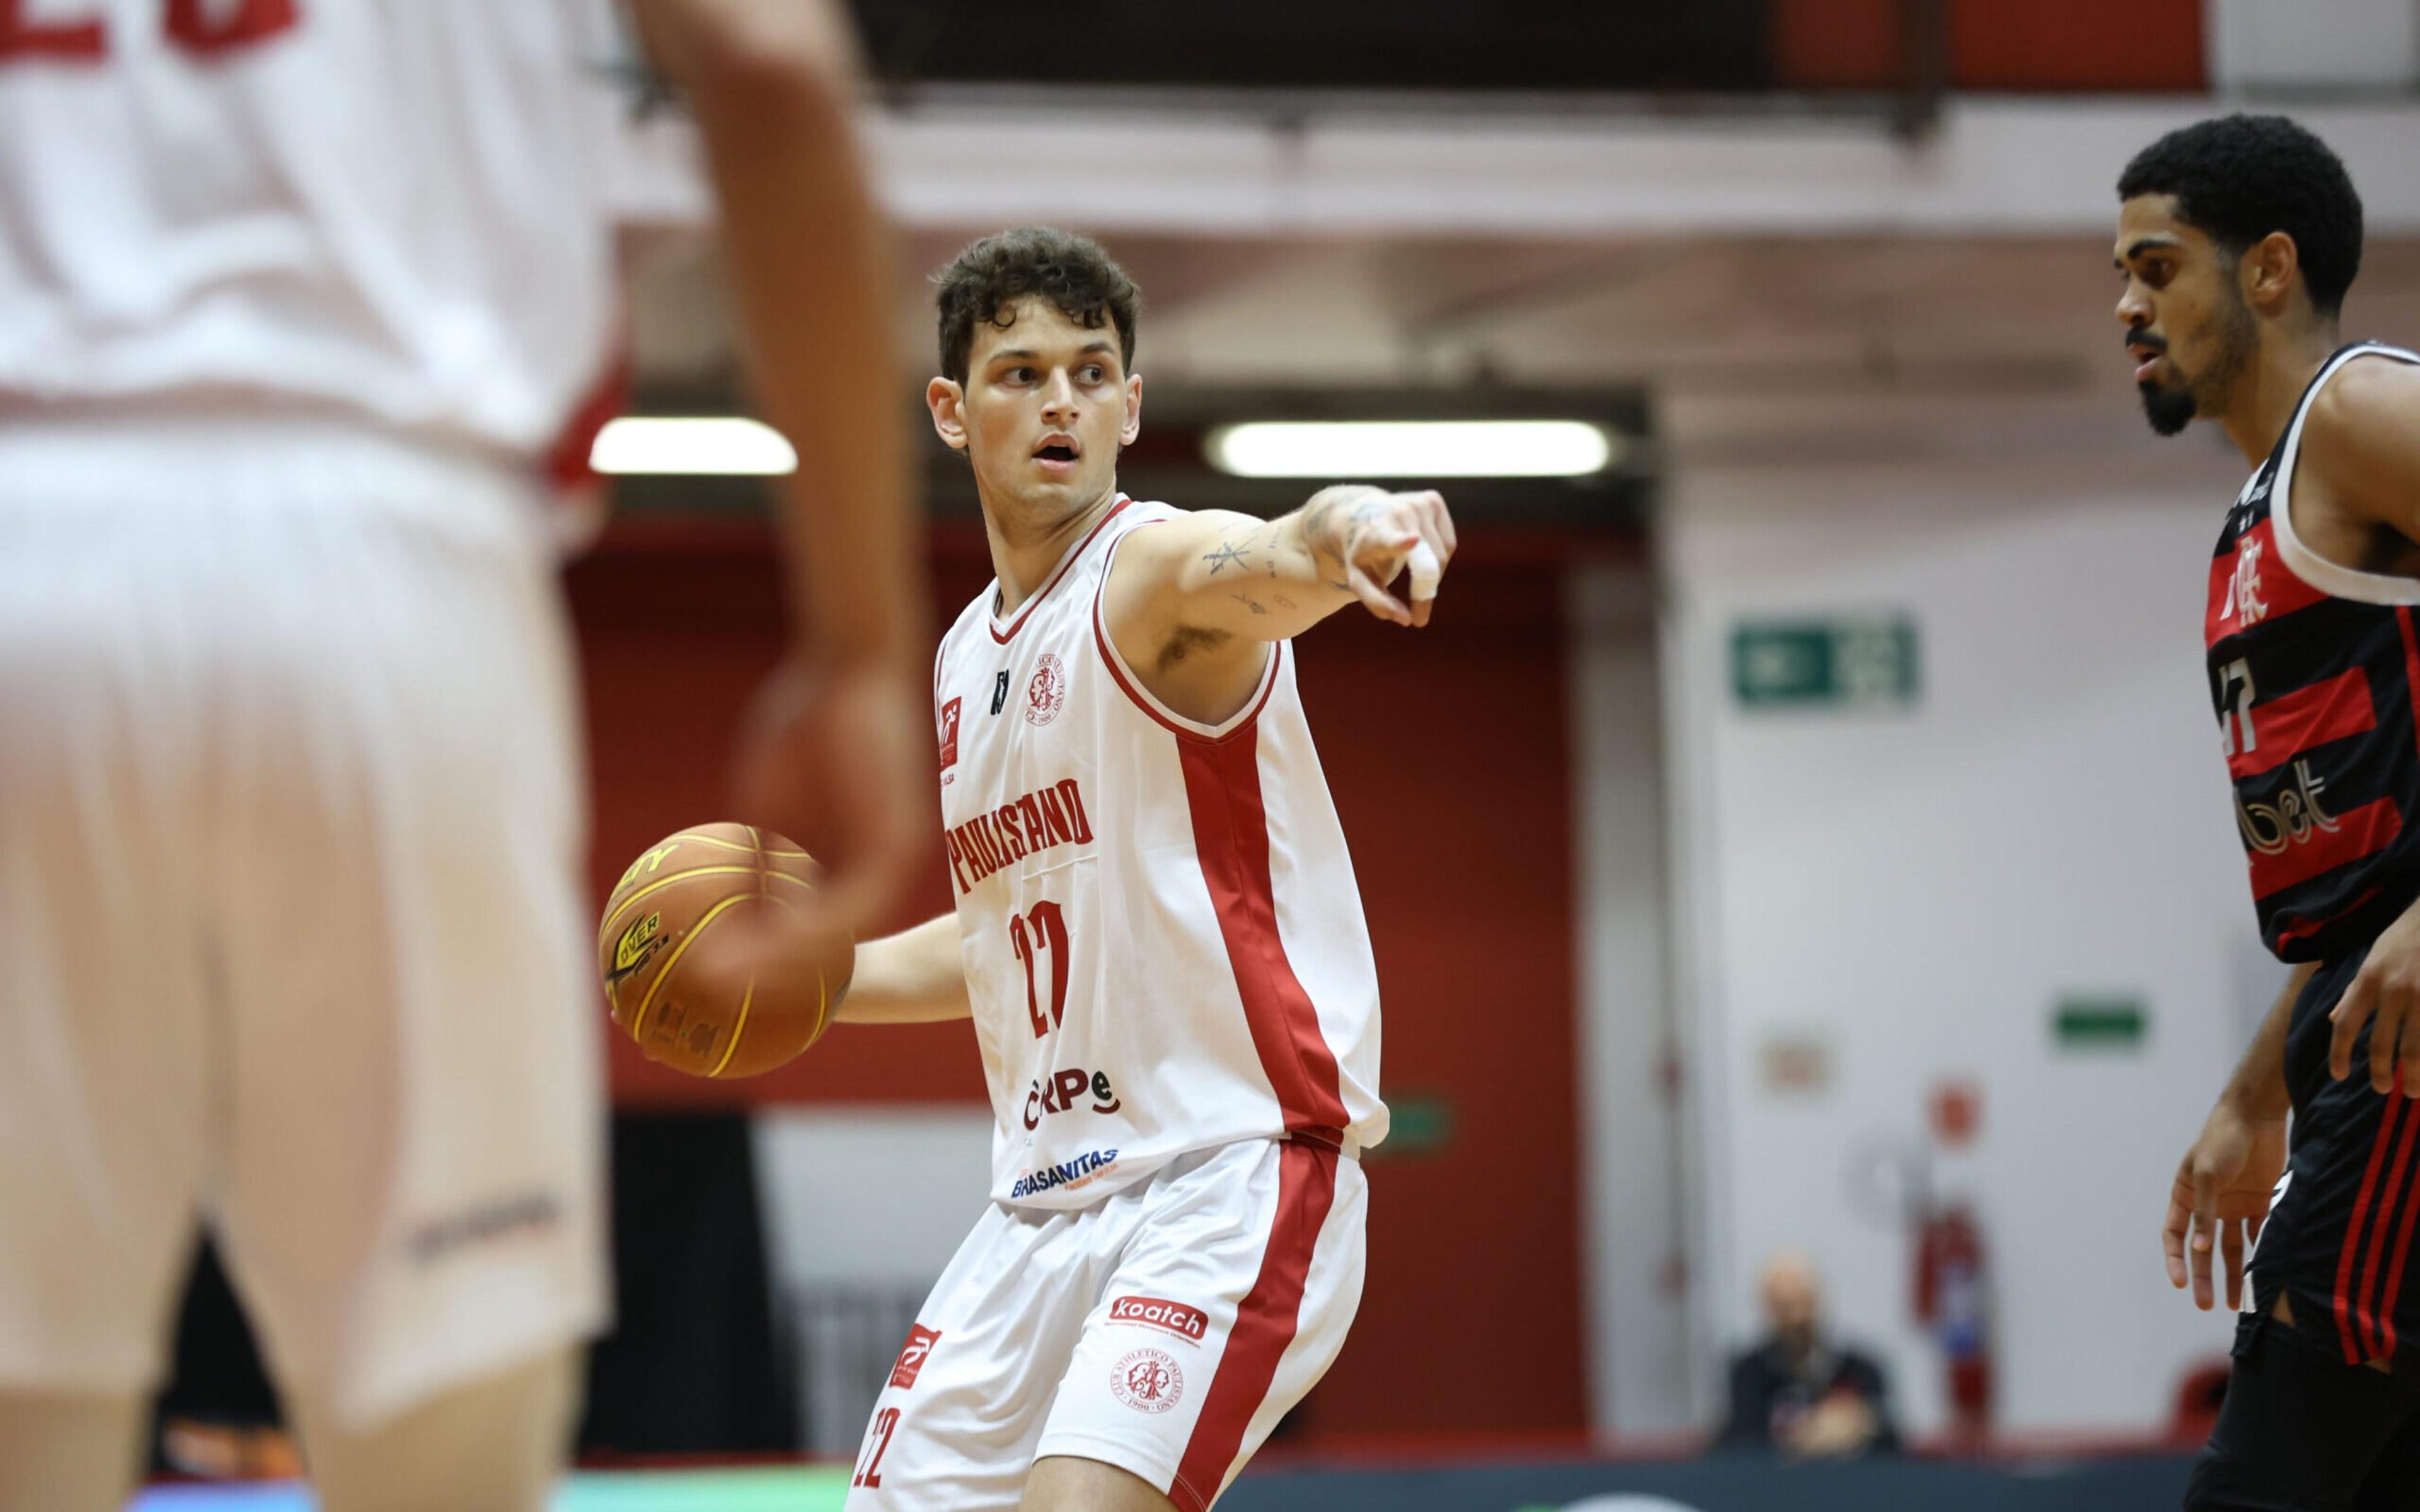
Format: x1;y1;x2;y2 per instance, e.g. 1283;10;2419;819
0;416;608;1428
843;1137;1365;1512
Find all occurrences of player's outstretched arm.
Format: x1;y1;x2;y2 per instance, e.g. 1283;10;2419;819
1105;485;1458;650
834;915;972;1025
633;0;930;932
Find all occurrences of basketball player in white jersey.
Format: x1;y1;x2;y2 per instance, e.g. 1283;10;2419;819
830;227;1456;1511
0;4;926;1510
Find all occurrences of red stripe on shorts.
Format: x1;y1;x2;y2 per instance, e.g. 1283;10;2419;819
2358;1072;2420;1358
1169;1141;1337;1512
2338;1085;2408;1362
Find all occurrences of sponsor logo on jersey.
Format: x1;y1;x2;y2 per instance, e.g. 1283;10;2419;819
1110;1348;1184;1414
1023;1067;1122;1130
991;669;1012;716
889;1324;942;1389
2238;758;2342;855
938;697;962;771
1010;1147;1119;1200
1025;653;1068;726
944;776;1093;895
1110;1296;1208;1344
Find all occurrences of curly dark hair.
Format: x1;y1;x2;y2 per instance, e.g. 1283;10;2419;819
2117;114;2364;318
933;227;1141;384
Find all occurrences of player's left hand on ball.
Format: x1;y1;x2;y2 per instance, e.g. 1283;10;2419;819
729;653;931;940
1337;489;1456;628
2329;906;2420;1096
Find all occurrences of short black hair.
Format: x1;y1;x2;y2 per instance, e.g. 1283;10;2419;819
933;227;1141;384
2117;114;2364;318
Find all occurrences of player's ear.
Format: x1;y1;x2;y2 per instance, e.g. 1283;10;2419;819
1119;371;1142;447
928;377;969;452
2245;231;2300;314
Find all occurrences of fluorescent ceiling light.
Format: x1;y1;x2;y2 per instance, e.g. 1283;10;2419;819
590;417;797;476
1204;419;1615;479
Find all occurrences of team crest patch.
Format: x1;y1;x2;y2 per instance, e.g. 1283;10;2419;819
890;1324;942;1389
1025;653;1068;726
1110;1347;1183;1414
937;697;962;771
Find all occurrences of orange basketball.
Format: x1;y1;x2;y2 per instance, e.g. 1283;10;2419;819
596;822;853;1078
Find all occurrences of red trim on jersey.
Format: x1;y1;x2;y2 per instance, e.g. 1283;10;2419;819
2357;1073;2420;1358
1168;1141;1337;1512
1177;718;1352;1135
989;496;1131;644
2227;667;2378;781
2247;796;2402;901
2207;518;2327;644
2336;1088;2407;1362
1093;616;1282;744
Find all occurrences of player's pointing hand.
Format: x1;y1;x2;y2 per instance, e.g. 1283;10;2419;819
1332;489;1458;628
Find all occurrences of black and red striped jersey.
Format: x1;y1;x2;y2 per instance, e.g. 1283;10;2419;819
2207;342;2420;962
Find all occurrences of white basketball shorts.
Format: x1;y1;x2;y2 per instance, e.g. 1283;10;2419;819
0;416;609;1428
843;1137;1366;1512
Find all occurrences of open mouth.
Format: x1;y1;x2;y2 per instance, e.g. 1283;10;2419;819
1036;445;1076;463
2126;333;2167;384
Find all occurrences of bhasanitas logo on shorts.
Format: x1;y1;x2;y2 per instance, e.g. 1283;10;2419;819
1010;1147;1117;1199
1110;1348;1184;1414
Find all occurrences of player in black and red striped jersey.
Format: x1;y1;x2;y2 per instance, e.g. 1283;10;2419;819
2125;115;2420;1511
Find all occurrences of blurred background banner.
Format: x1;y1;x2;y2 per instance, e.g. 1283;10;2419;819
141;0;2420;1491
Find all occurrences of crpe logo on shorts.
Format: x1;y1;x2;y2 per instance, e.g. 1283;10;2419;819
1109;1295;1207;1344
1110;1347;1184;1414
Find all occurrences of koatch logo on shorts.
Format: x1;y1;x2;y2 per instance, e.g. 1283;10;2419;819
1109;1295;1208;1344
1110;1347;1184;1414
890;1324;942;1390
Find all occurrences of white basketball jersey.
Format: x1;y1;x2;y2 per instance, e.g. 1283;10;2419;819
933;497;1388;1211
0;0;698;466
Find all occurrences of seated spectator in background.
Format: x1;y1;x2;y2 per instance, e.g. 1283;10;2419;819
1714;1251;1899;1459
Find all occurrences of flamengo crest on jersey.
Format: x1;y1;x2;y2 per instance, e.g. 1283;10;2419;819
932;496;1388;1209
2206;343;2420;961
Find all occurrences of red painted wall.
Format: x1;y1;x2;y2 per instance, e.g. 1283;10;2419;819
564;517;1592;1436
1771;0;2206;93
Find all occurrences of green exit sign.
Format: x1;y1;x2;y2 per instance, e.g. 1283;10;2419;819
1731;616;1920;710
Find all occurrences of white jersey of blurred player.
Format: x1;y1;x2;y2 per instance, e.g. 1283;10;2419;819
0;3;700;1506
934;496;1386;1202
844;500;1383;1511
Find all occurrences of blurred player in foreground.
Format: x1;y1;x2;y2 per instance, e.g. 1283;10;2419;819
0;3;925;1509
2129;115;2420;1508
827;227;1452;1511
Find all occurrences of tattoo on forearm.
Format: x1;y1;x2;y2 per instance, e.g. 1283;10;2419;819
1203;541;1248;575
1273;594;1296;610
1231;592;1269;616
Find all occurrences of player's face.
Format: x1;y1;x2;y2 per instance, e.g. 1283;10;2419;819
2113;194;2256;437
936;298;1141;519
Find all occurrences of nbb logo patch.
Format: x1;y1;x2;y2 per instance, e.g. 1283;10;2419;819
889;1324;942;1390
1110;1295;1207;1344
937;698;962;772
